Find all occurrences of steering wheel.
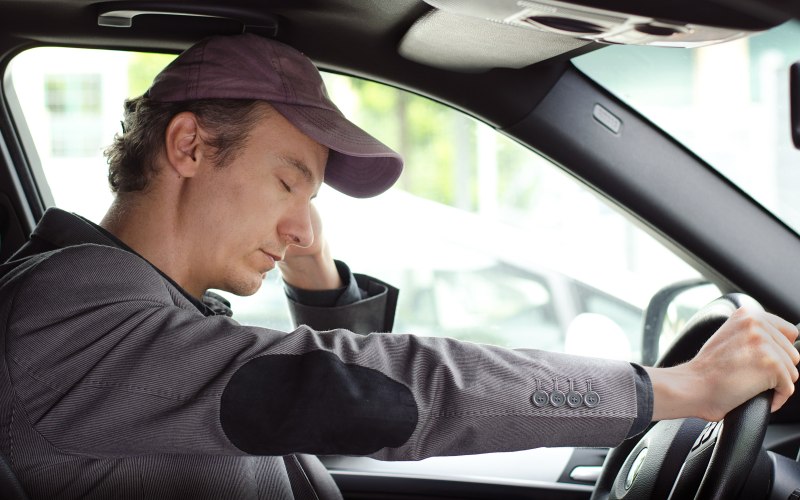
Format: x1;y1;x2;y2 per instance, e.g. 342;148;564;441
591;294;772;500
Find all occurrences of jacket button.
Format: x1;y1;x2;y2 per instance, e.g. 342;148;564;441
531;379;549;407
584;380;600;408
531;390;549;407
566;380;582;408
550;379;566;407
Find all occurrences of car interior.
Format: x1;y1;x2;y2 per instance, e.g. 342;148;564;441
1;0;800;499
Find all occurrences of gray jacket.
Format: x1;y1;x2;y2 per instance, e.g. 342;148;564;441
0;209;647;499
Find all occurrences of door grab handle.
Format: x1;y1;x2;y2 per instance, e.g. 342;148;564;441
569;465;602;483
97;5;278;36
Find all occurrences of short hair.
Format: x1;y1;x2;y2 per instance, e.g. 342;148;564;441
105;97;268;193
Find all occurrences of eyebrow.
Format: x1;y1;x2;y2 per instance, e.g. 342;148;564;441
276;154;321;197
277;155;314;183
276;155;315;183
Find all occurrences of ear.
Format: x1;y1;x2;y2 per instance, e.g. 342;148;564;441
164;112;205;178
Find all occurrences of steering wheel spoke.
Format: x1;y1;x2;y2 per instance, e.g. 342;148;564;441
608;418;706;499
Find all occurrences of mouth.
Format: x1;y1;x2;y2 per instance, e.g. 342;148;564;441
260;249;282;266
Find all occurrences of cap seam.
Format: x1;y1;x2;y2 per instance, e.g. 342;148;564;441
284;105;388;146
269;42;293;102
189;39;208;100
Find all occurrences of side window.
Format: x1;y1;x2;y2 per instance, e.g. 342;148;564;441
573;282;643;360
6;47;714;363
425;266;561;349
44;74;103;156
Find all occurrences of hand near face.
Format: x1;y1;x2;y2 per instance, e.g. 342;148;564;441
278;203;343;290
646;305;800;422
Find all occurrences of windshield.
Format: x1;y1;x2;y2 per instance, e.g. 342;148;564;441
575;20;800;234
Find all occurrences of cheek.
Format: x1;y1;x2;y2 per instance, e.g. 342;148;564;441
201;173;289;245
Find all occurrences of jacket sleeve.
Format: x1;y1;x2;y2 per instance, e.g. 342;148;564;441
4;245;641;461
285;260;398;333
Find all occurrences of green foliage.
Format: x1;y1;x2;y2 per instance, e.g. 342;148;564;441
331;75;544;214
340;77;479;209
127;53;176;98
497;136;543;212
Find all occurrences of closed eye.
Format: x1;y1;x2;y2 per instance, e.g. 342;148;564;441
280;180;292;193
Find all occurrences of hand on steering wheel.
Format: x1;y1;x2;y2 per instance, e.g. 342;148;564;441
593;294;799;500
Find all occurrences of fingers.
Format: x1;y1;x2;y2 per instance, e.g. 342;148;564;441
763;320;800;369
759;317;799;412
772;367;796;412
764;338;797;413
734;307;800;366
764;311;800;343
725;307;800;413
772;389;792;413
761;313;800;412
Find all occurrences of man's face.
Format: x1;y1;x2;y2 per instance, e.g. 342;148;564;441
189;105;327;296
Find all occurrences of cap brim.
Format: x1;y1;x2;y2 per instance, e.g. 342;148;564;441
271;103;403;198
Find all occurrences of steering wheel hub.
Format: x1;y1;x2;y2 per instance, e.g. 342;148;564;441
625;447;648;489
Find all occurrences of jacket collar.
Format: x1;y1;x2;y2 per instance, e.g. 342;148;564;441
25;208;232;317
32;207;117;249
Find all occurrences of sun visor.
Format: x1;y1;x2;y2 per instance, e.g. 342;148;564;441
419;0;762;49
399;9;588;73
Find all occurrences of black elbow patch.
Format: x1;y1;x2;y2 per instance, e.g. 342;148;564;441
220;351;418;455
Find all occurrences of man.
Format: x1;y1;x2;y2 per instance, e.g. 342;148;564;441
0;33;797;500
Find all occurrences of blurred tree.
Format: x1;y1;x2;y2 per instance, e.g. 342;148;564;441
127;53;176;98
342;77;545;215
497;136;543;214
347;78;478;209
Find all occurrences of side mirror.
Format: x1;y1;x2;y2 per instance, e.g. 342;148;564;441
792;62;799;149
640;279;720;366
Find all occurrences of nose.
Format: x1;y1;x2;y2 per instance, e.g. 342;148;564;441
279;203;314;249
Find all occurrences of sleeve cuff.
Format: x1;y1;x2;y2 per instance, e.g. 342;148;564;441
285;271;399;334
283;260;363;307
626;363;653;439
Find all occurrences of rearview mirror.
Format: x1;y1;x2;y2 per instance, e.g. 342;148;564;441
792;62;799;149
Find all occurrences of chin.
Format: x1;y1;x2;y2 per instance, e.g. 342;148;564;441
223;273;265;297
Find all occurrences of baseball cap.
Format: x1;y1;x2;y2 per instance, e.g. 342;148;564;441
146;33;403;198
